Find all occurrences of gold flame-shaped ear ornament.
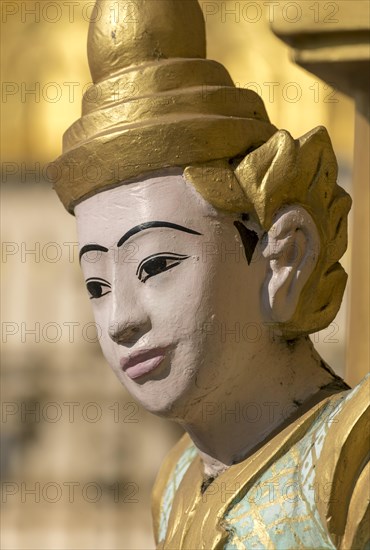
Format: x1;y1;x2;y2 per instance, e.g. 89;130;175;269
52;0;276;213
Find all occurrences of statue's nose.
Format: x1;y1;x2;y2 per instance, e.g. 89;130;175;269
108;319;151;345
108;288;151;345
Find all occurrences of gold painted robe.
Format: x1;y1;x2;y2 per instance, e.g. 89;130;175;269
152;376;369;549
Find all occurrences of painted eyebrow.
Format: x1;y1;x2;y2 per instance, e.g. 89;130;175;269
117;221;202;247
79;244;109;263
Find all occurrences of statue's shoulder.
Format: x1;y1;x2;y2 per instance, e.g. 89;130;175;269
151;432;196;545
315;374;370;549
151;377;369;548
224;375;369;549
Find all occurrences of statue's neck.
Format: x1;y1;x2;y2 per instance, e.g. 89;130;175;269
181;337;343;479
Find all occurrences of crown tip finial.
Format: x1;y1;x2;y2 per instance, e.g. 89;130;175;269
87;0;206;83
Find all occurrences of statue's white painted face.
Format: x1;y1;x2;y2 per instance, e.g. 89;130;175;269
75;174;268;419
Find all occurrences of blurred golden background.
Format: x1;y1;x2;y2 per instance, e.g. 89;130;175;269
1;1;358;549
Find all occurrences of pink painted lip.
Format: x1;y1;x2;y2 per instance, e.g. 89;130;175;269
120;347;169;380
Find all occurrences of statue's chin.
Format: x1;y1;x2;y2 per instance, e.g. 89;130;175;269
112;358;200;421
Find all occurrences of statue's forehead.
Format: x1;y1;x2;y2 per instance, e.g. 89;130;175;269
75;173;221;243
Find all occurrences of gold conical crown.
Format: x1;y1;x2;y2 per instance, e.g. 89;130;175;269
53;0;276;213
88;0;206;82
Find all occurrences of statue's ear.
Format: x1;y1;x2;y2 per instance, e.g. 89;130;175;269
262;206;320;323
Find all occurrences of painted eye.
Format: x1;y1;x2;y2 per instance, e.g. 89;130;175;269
137;253;189;283
86;277;111;299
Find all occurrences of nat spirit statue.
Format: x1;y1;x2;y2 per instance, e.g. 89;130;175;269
52;1;369;548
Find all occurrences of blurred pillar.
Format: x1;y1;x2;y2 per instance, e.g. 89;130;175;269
270;1;369;385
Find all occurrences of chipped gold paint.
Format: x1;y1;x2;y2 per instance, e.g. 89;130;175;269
316;377;370;549
152;387;356;549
